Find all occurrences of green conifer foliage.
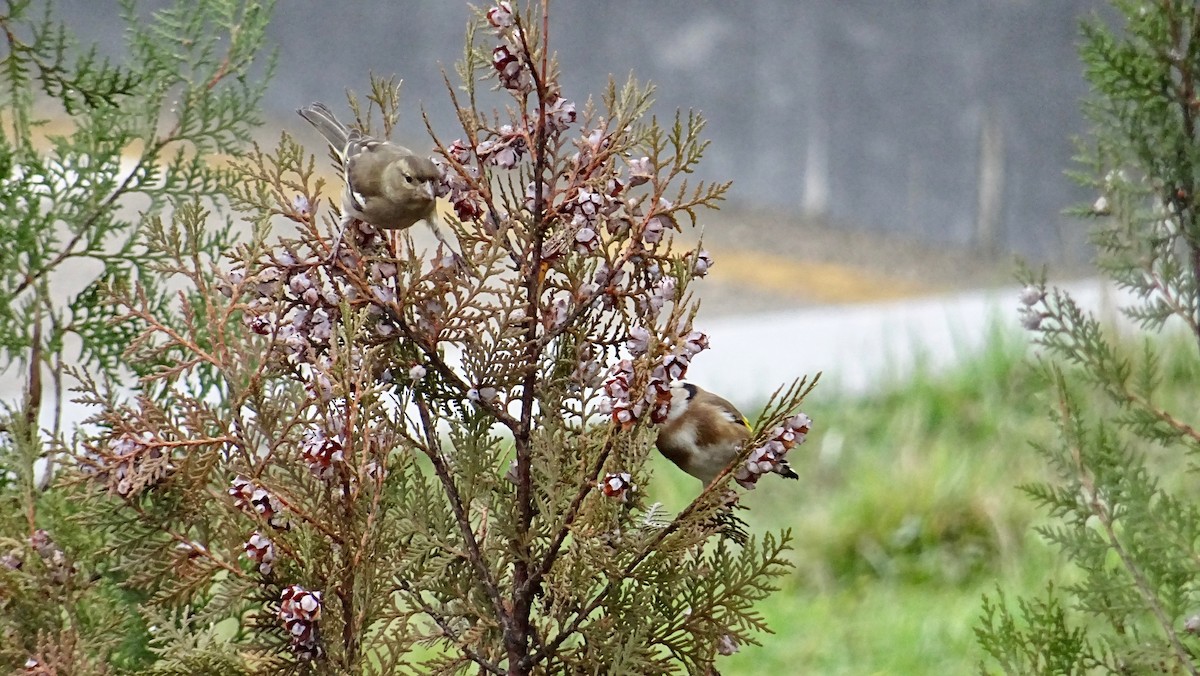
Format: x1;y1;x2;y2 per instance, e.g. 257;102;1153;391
978;2;1200;673
1;0;272;670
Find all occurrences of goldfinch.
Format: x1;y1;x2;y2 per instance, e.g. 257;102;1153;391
656;382;800;485
297;102;439;232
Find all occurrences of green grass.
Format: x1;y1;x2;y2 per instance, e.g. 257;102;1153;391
641;326;1084;674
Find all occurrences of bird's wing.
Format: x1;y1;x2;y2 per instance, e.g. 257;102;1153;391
345;139;418;201
344;139;389;203
709;395;751;431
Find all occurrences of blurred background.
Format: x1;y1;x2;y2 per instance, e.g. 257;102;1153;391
57;0;1098;264
38;1;1124;672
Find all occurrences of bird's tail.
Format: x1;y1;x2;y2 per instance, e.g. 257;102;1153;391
297;102;351;151
778;462;799;480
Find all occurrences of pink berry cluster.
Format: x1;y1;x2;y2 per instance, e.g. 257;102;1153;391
567;236;709;343
601;324;709;428
231;252;342;359
298;412;395;491
691;249;714;277
1;546;20;571
436;5;577;222
435;143;486;221
601;359;640;428
734;413;811;490
243;532;276;575
229;476;289;530
279;584;323;658
1018;284;1047;331
226;240;422;365
598;472;635;502
491;45;530;94
222;244;464;407
476;125;527;170
486;2;531;93
300;427;345;481
28;529;75;585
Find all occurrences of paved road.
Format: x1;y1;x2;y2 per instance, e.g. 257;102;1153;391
690;279;1127;404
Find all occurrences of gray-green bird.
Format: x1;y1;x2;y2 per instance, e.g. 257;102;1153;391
297;102;439;232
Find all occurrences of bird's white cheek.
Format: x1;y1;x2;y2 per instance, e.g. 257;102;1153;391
665;398;689;423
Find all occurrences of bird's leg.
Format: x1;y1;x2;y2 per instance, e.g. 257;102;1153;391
324;215;355;265
426;215;463;259
425;217;470;275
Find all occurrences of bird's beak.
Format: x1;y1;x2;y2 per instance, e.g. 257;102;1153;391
423;181;436;200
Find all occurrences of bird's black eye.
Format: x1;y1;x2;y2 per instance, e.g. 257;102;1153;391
404;175;414;184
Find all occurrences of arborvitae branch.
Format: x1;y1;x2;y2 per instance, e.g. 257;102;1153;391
984;7;1200;672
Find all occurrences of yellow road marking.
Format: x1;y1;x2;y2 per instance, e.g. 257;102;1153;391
708;250;931;304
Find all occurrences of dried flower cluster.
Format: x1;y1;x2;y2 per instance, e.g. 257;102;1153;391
717;633;740;656
78;429;175;499
491;43;530;93
1018;284;1046;331
243;532;277;575
602;324;710;428
599;471;635;501
0;548;20;571
300;427;345;480
27;530;74;586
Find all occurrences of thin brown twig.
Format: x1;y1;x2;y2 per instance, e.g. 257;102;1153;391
397;578;505;675
413;392;514;644
504;4;554;669
527;426;617;593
